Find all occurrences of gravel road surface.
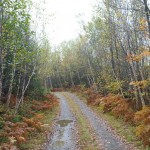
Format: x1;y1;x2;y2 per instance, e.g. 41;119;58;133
46;92;136;150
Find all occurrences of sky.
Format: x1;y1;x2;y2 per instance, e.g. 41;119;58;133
31;0;97;46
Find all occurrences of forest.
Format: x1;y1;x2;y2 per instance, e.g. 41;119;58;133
49;0;150;110
0;0;150;149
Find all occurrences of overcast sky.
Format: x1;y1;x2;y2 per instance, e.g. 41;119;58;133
31;0;97;45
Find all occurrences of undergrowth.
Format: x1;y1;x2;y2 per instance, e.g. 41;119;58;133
71;86;150;149
0;93;59;150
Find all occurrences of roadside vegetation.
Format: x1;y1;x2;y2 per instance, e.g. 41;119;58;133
0;94;59;149
0;0;150;149
0;1;59;149
69;86;150;149
48;0;150;148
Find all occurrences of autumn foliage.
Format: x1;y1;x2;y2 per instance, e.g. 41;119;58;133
76;87;150;147
51;88;64;92
0;94;58;149
134;107;150;147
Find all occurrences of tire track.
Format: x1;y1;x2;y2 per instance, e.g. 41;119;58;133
46;92;78;150
64;92;137;150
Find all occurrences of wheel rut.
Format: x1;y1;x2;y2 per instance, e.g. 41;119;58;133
64;92;137;150
46;92;137;150
46;92;77;150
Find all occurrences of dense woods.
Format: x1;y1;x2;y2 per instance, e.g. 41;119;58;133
1;0;149;113
0;1;58;149
48;1;150;147
50;0;150;110
0;0;53;112
0;0;150;149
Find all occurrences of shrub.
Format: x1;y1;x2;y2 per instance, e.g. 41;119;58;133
0;105;6;114
76;86;150;147
0;93;59;149
0;121;5;129
12;115;22;123
83;88;101;105
134;107;150;147
31;94;58;111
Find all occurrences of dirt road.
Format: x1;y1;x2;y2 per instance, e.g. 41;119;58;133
46;93;77;150
46;92;136;150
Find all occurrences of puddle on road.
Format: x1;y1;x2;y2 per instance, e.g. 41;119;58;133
56;120;73;127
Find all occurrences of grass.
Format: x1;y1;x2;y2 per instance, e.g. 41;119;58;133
75;92;145;150
94;107;142;146
62;92;101;150
19;106;60;150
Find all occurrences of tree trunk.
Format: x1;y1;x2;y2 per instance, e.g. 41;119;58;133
7;53;16;107
49;77;53;89
130;61;146;107
69;68;74;87
118;38;143;109
143;0;150;37
86;74;91;87
77;70;82;84
16;70;22;106
0;3;3;101
44;78;47;91
87;58;97;90
57;69;62;88
129;70;140;109
15;66;35;114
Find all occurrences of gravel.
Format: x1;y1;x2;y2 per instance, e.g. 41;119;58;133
46;93;77;150
65;92;137;150
46;92;137;150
